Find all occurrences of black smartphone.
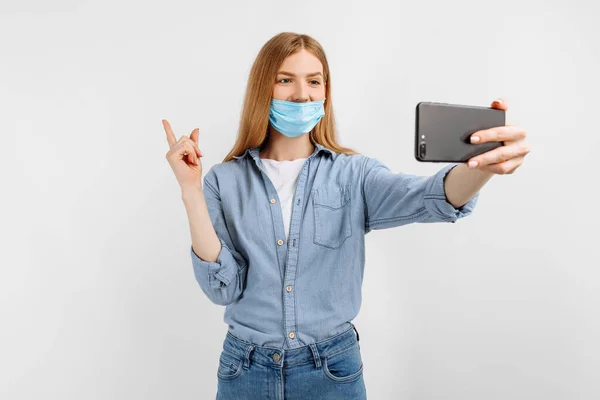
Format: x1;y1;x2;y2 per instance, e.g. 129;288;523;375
415;101;505;163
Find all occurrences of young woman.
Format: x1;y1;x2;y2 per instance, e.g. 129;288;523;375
163;32;530;400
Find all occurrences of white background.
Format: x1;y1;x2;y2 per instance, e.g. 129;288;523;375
1;0;599;399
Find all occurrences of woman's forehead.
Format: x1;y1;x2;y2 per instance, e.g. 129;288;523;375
279;49;323;74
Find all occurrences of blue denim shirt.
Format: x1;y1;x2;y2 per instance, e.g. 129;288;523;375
190;143;478;349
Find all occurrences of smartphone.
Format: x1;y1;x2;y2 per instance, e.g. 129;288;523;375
415;101;505;163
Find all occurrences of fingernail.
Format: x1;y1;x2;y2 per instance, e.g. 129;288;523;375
469;161;478;168
471;136;480;143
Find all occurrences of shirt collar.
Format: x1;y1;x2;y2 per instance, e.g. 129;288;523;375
232;142;334;160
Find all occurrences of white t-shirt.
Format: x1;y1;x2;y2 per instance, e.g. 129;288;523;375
260;157;308;242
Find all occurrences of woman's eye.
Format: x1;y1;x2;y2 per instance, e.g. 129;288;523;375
279;78;290;83
310;80;321;85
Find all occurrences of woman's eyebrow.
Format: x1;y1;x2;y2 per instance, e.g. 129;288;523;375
277;71;323;78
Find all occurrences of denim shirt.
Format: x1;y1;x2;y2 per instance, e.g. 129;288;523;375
190;143;478;349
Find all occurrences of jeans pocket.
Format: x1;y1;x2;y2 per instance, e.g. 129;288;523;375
217;349;244;381
312;184;352;249
322;342;364;383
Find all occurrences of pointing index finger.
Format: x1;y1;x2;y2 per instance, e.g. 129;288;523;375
162;119;177;148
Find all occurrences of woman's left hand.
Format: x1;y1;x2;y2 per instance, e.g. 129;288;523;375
467;98;531;174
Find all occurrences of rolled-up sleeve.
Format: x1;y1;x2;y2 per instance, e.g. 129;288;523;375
190;169;247;306
423;163;478;223
362;157;479;233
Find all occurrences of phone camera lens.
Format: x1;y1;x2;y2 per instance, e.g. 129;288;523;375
420;143;427;157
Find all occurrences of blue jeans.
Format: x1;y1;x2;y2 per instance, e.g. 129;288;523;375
216;324;367;399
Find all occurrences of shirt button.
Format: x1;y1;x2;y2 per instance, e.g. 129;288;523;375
288;332;295;339
277;239;284;246
272;353;280;362
270;198;276;204
286;285;293;292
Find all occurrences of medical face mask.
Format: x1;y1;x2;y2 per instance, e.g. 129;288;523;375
268;98;325;138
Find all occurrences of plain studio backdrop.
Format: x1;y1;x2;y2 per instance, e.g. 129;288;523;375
1;0;599;399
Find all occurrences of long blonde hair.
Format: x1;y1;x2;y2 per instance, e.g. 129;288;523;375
223;32;358;162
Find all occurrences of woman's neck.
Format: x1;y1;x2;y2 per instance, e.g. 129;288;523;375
259;129;314;161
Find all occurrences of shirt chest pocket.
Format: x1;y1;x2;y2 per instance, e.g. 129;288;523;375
312;184;353;249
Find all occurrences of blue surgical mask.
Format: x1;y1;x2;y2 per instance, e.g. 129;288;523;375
268;98;325;138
